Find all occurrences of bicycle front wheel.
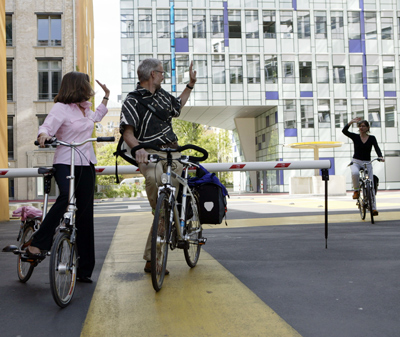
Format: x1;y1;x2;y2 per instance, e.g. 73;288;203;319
184;195;202;268
49;231;77;308
151;191;170;292
366;182;375;224
17;224;35;283
358;185;366;220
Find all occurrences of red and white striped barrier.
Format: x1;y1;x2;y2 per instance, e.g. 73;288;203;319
0;160;331;178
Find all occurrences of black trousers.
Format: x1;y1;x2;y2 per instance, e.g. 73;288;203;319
31;163;96;278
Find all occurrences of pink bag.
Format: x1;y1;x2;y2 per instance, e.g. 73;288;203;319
12;206;43;221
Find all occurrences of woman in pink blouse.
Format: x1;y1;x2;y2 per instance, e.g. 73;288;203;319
27;72;110;283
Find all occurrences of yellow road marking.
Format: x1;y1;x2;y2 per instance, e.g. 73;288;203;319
82;213;301;337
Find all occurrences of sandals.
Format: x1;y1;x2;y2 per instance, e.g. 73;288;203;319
25;246;46;260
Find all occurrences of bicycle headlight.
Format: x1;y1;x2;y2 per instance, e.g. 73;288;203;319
161;173;168;184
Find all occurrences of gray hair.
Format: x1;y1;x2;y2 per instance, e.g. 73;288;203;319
137;58;162;82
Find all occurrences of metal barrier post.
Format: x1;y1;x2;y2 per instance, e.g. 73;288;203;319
321;168;329;249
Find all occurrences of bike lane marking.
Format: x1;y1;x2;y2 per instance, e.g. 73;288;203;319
82;212;301;337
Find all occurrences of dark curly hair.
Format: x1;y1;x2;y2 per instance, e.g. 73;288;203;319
54;71;95;104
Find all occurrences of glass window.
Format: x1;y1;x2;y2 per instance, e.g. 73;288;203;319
263;11;276;38
315;11;327;39
175;9;188;38
318;99;331;128
121;9;134;38
280;11;293;39
383;66;395;83
193;55;207;84
138;9;152;38
7;59;13;101
381;17;393;40
282;61;295;83
385;99;396;127
348;12;361;40
317;62;329;83
38;60;62;100
333;66;346;83
367;65;379;83
159;54;171;84
247;55;260;83
211;10;224;38
230;55;243;84
365;12;377;40
368;99;381;127
157;9;170;38
176;55;189;84
283;100;296;129
301;100;314;128
6;14;12;46
331;11;344;39
7;116;13;160
245;10;259;39
37;15;61;46
122;55;134;79
193;10;206;38
299;61;312;83
351;99;364;119
229;10;241;38
212;55;225;84
335;99;348;128
350;66;363;83
297;11;310;39
265;55;278;83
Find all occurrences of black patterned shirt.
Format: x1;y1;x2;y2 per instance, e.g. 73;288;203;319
120;84;181;147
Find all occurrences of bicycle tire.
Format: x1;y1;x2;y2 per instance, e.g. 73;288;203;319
49;231;77;308
184;194;202;268
366;182;375;224
17;224;35;283
358;183;366;220
151;191;170;292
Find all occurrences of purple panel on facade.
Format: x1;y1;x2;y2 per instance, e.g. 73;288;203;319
319;157;335;176
284;128;297;137
349;39;362;53
300;91;313;97
175;38;188;52
266;91;279;100
384;91;396;97
292;0;297;10
223;2;229;47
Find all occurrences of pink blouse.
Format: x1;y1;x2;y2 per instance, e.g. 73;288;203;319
38;101;108;166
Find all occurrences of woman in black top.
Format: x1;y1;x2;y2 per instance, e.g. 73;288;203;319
342;117;384;215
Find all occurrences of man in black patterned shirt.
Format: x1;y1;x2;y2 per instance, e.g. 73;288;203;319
120;58;197;273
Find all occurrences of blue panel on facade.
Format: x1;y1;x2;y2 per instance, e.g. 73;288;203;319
284;128;297;137
292;0;297;10
319;157;335;176
349;39;362;53
300;91;313;97
176;38;189;52
266;91;279;100
384;91;396;97
223;2;229;47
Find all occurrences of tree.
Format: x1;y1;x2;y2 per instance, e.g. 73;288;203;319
96;141;129;185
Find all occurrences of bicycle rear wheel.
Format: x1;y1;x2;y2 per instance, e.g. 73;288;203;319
49;231;77;307
358;184;366;220
184;195;202;268
17;224;35;283
151;191;170;292
366;182;375;224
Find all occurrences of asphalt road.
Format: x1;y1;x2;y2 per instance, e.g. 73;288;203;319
0;192;399;337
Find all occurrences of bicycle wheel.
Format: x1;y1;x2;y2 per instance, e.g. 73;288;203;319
184;195;202;268
49;231;77;308
17;223;35;283
358;184;366;220
366;182;375;224
151;191;170;292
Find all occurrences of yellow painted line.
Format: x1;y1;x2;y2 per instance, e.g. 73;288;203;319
82;213;301;337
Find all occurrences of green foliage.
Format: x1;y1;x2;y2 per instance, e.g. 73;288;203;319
96;143;128;185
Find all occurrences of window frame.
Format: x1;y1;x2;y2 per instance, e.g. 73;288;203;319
37;14;62;47
37;59;62;101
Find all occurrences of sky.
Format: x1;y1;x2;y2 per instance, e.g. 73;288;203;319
93;0;121;108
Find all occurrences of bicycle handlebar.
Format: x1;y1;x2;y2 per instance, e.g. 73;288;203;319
34;137;115;147
131;143;208;163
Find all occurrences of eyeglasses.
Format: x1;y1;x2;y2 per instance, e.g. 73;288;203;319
154;70;165;75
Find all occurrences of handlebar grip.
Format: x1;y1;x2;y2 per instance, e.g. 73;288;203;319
97;137;115;142
178;144;208;162
34;137;57;146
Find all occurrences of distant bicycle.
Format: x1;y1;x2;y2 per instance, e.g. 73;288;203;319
352;158;382;224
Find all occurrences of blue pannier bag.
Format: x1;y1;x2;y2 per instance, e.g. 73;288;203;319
188;165;229;225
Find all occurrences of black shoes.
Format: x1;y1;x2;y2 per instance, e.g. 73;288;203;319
76;276;93;283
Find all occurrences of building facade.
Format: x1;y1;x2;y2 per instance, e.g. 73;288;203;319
6;0;94;200
120;0;400;192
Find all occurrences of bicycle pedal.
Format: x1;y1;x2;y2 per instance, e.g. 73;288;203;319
198;238;207;245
